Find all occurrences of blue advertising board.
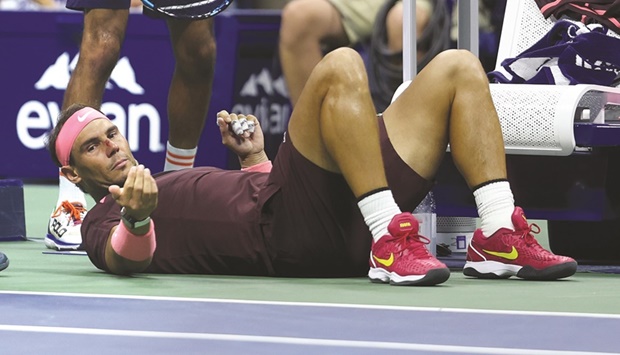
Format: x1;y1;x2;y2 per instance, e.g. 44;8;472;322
218;10;291;168
0;9;290;179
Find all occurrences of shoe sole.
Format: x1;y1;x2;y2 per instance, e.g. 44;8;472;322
516;261;578;280
463;260;517;279
464;261;578;280
369;267;451;286
44;234;82;251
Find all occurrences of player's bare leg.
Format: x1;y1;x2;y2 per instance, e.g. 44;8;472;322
289;48;449;286
382;49;507;187
383;49;577;281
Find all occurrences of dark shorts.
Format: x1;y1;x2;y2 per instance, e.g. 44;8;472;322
66;0;131;10
260;116;433;277
66;0;162;18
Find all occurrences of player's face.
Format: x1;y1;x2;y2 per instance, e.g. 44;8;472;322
70;119;138;189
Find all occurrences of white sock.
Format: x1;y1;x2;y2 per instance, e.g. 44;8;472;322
163;141;197;171
57;170;87;208
357;189;402;242
474;180;515;237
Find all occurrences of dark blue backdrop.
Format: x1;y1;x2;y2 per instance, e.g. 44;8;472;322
0;9;290;179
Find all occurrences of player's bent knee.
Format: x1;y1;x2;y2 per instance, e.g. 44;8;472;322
322;48;365;74
428;49;486;82
321;48;368;86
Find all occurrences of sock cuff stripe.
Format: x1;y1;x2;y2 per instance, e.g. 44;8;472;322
357;187;391;202
166;151;196;160
472;179;509;192
166;157;195;167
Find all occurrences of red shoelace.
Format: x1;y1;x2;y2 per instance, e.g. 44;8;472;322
52;201;86;222
391;232;433;258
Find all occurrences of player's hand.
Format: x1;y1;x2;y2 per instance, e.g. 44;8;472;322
216;110;265;160
108;164;158;220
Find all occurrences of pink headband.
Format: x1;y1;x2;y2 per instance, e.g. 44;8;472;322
56;107;107;166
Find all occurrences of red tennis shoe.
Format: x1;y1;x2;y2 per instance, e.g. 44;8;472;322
369;213;450;286
464;207;577;280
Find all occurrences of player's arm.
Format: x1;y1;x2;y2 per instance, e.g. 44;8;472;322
104;165;158;275
216;110;271;171
104;222;153;275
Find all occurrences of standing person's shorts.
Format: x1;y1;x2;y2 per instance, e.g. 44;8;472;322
66;0;162;17
259;116;433;278
327;0;385;45
66;0;131;10
328;0;434;45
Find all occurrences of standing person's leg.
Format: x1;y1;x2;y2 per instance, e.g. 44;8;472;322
279;0;349;107
63;9;129;109
163;18;216;171
287;47;449;286
47;7;129;251
385;0;433;57
279;0;384;107
381;49;577;280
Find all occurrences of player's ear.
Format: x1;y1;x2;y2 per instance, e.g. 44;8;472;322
60;166;82;185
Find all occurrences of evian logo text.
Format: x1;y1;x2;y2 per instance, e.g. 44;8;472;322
231;67;290;135
17;52;164;153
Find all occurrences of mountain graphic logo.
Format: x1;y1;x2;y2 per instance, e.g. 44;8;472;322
240;68;288;98
35;52;145;95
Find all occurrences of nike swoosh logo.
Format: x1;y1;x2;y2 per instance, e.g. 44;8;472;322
373;253;394;267
483;246;519;260
77;111;93;122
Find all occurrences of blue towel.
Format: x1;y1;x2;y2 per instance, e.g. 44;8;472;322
488;19;620;86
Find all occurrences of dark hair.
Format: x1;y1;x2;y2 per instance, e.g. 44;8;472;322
46;103;101;167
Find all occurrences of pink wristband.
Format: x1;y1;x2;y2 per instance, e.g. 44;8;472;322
241;160;272;173
111;220;156;262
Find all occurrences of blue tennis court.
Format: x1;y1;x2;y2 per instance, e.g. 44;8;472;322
1;291;619;354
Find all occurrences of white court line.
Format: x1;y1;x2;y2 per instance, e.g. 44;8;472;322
0;324;614;355
1;290;619;320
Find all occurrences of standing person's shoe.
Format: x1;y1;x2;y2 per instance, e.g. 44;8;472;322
44;201;87;250
0;251;8;272
369;213;450;286
464;207;577;280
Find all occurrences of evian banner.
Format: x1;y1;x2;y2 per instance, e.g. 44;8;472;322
22;53;164;155
0;10;290;179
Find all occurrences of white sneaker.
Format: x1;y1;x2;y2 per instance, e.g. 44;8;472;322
44;201;87;250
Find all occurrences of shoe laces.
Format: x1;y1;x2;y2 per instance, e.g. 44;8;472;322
519;222;543;248
392;231;433;259
53;201;86;222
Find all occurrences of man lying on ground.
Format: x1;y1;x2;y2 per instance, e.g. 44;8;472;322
46;48;577;285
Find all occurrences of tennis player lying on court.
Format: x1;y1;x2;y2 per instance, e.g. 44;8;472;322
47;48;577;285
